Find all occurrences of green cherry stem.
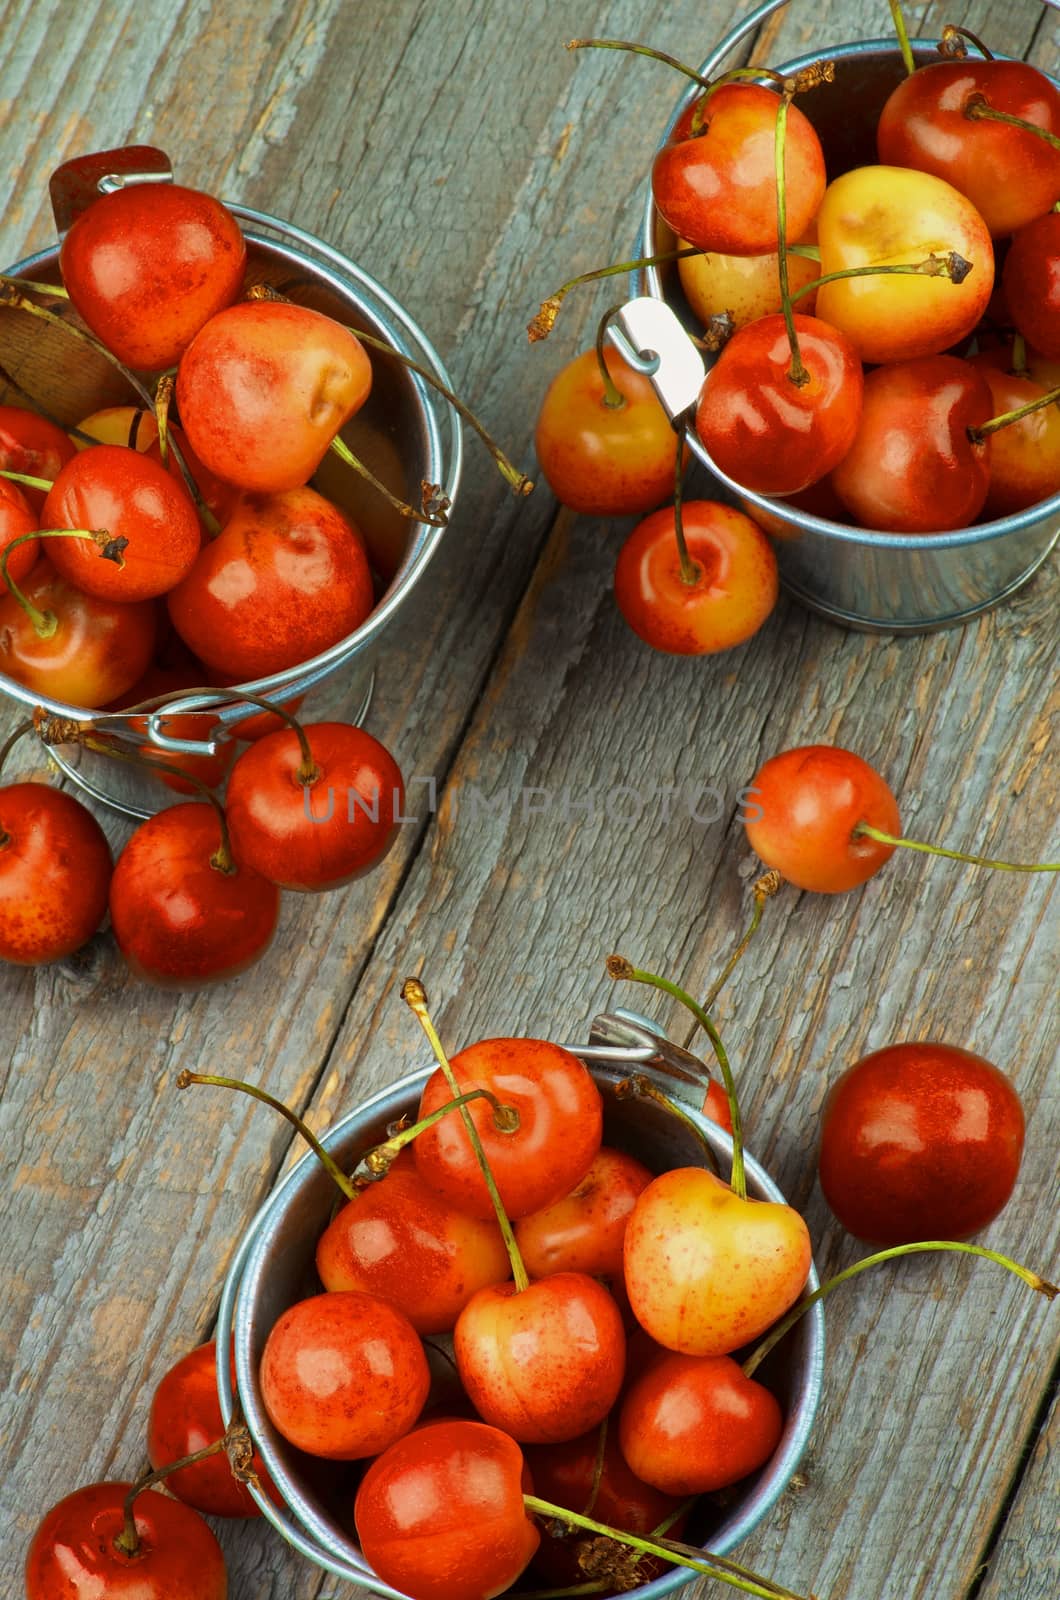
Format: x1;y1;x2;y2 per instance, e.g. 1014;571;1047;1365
742;1241;1058;1381
606;956;745;1200
682;869;783;1051
968;379;1060;442
595;306;627;410
964;94;1060;150
888;0;916;77
617;1075;721;1177
360;1090;520;1176
939;23;994;61
672;428;699;587
401;977;530;1292
1;528;126;638
0;468;53;492
789;250;972;305
0;274;69;298
528;247;708;342
1010;333;1030;378
565;37;712;90
774;95;808;388
853;820;1058;872
328;433;450;528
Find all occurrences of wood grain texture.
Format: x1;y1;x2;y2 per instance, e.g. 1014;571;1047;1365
0;1;1057;1597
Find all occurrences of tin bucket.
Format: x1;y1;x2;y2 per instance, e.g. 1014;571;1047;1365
0;146;462;815
620;0;1060;633
216;1012;825;1597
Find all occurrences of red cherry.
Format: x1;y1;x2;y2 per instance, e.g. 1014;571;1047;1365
355;1419;539;1600
744;744;900;893
0;560;157;707
514;1145;654;1280
142;424;241;531
413;1037;603;1220
613;500;778;655
618;1349;782;1495
0;476;40;588
176;300;372;491
25;1481;226;1600
166;487;374;680
59;182;246;370
818;1042;1025;1244
0;784;111;963
260;1289;429;1459
1002;210;1060;359
108;802;280;986
224;721;403;891
147;1341;275;1517
652;83;825;255
0;404;76;513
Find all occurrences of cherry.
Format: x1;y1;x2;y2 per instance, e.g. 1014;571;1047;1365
968;357;1060;516
225;718;404;891
166;486;374;680
613;499;778;655
175;299;372;491
0;404;75;513
514;1144;653;1279
25;1480;226;1600
147;1341;276;1517
744;744;900;893
818;1042;1025;1245
0;782;111;963
0;560;156;707
619;1349;783;1495
1001;210;1060;358
260;1288;429;1458
59;180;246;370
0;476;40;588
108;801;280;986
678;227;819;330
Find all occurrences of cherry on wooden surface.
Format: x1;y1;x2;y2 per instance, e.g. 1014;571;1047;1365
0;783;111;964
147;1340;274;1518
744;744;900;893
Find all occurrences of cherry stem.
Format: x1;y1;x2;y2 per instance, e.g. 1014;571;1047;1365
328;433;450;527
0;527;126;637
940;23;994;61
789;251;972;305
594;307;626;410
115;1431;248;1556
118;682;319;784
0;274;68;298
968;380;1060;442
888;0;916;77
605;956;745;1200
964;95;1059;146
357;1089;520;1178
854;819;1059;873
0;468;53;492
154;375;173;466
683;870;782;1050
522;1495;807;1600
565;37;712;90
787;243;821;262
1010;333;1030;378
401;977;530;1292
528;246;708;342
617;1075;722;1178
672;429;699;587
742;1241;1058;1382
774;96;808;388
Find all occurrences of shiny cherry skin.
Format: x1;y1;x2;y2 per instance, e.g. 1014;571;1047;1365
454;1274;625;1443
316;1150;511;1333
818;1042;1025;1245
0;559;156;707
414;1037;603;1220
108;802;280;987
261;1289;429;1459
167;487;374;679
534;345;681;515
355;1420;539;1600
225;721;403;891
176;300;372;491
514;1145;653;1280
60;182;246;370
42;445;201;601
678;226;819;329
74;409;239;530
614;499;778;655
147;1341;275;1517
652;83;825;254
877;60;1060;238
831;356;993;533
619;1350;782;1495
969;357;1060;517
744;744;900;893
0;476;39;588
24;1480;227;1600
0;785;111;964
695;313;864;495
0;404;75;513
1002;211;1060;359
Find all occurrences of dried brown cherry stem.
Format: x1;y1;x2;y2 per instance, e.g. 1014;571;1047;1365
939;23;994;60
968;380;1060;442
328;432;450;526
595;306;627;409
114;1430;251;1556
789;251;972;304
853;819;1058;872
528;246;708;342
964;94;1060;146
0;528;127;638
887;0;916;77
742;1241;1058;1381
360;1089;519;1178
682;869;782;1050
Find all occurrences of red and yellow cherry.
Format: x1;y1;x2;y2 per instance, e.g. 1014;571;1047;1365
968;357;1060;517
1002;211;1060;359
877;60;1060;238
41;445;201;601
815;166;994;363
414;1037;603;1220
75;409;238;528
652;83;825;254
260;1288;429;1459
25;1480;227;1600
0;784;111;964
224;720;403;891
0;404;75;512
744;744;900;893
534;345;681;515
108;802;280;986
166;486;374;679
316;1151;511;1333
695;313;864;495
619;1349;782;1495
514;1145;653;1279
623;1166;811;1356
147;1341;275;1517
0;561;156;706
818;1042;1025;1245
830;355;993;532
613;500;778;654
176;299;372;491
454;1273;626;1442
60;181;246;370
0;477;39;589
678;226;819;329
355;1419;539;1600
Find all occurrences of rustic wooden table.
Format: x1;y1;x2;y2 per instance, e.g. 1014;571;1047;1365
1;1;1057;1597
